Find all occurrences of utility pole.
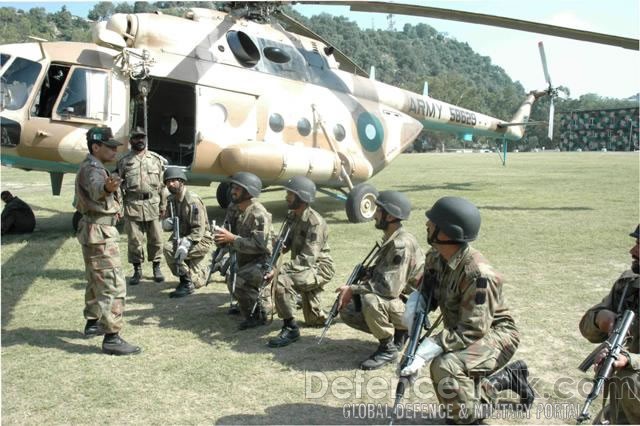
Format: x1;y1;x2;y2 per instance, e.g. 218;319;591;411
387;13;395;31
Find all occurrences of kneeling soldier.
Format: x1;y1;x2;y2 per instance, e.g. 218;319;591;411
162;167;214;298
267;176;335;347
336;191;424;370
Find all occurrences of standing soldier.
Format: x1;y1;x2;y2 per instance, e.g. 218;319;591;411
336;191;424;370
578;225;639;424
162;167;214;298
266;176;335;348
213;172;273;330
117;127;167;285
75;126;141;356
401;196;534;424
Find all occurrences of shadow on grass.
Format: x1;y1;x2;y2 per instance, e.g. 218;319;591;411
216;402;448;425
1;214;74;327
124;282;380;372
478;205;592;211
1;327;101;354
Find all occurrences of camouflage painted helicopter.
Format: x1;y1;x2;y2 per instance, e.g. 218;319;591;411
1;2;637;223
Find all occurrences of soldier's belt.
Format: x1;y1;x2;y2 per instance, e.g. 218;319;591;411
83;213;118;226
127;192;152;200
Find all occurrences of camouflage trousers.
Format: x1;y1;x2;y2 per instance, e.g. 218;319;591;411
78;223;126;334
273;263;333;326
339;292;406;340
227;261;272;319
125;218;163;264
163;234;213;289
429;322;520;424
602;368;640;424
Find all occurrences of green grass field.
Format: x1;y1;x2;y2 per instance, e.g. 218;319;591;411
1;152;638;425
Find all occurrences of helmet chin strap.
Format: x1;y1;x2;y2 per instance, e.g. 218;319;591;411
427;225;460;246
375;212;400;230
289;195;303;210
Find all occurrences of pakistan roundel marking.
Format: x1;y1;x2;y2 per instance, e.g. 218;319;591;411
357;112;384;152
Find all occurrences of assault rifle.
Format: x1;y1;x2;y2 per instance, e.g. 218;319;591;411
250;217;293;317
576;309;635;424
207;220;231;284
169;202;180;267
390;269;442;425
317;242;381;344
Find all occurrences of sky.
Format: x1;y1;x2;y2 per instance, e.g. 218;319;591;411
2;0;639;99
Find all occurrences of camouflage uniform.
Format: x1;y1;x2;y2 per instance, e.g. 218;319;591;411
425;246;520;424
1;196;36;235
117;150;167;265
163;188;213;288
340;227;424;340
579;270;640;424
74;153;126;334
274;207;335;326
223;199;273;318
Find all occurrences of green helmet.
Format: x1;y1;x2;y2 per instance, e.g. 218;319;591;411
229;172;262;198
86;126;121;147
163;167;187;182
426;196;480;243
284;176;316;203
375;190;411;220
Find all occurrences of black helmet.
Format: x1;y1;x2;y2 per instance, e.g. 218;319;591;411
426;196;480;243
631;225;639;239
163;167;187;182
375;190;411;220
284;176;316;203
229;172;262;198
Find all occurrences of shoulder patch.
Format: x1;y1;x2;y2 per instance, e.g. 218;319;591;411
475;277;488;304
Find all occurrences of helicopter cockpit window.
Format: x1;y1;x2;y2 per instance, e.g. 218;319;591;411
0;57;42;111
0;53;10;67
56;68;108;121
263;47;290;64
226;31;260;67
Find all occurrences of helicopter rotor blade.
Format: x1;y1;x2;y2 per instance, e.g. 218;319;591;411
275;10;369;77
548;97;555;140
303;1;639;50
538;41;552;88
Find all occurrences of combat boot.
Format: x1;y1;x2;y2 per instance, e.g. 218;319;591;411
393;329;408;350
83;319;105;337
129;263;142;285
169;276;195;298
360;337;398;370
238;311;267;330
102;333;141;356
267;326;300;347
152;261;165;282
487;360;535;408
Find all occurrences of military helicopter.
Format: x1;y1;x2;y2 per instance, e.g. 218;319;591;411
1;1;637;223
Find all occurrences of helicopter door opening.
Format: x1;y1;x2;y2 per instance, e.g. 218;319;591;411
131;79;195;167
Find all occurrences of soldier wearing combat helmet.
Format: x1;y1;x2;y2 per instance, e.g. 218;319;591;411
401;196;533;424
579;225;640;424
337;190;424;370
266;176;335;348
214;172;273;330
162;167;214;298
75;126;140;355
116;126;168;285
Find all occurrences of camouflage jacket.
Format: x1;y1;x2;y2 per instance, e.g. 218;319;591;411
282;206;333;272
426;245;516;352
167;187;210;245
224;199;273;268
579;270;639;371
352;226;424;299
116;150;167;221
74;154;122;218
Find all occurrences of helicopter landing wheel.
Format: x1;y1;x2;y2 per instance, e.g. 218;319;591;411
345;183;378;223
216;182;231;209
